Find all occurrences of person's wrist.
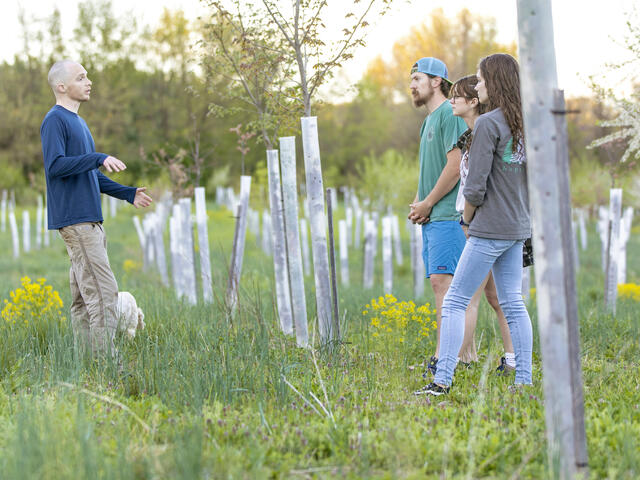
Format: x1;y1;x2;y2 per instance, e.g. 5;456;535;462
460;216;470;227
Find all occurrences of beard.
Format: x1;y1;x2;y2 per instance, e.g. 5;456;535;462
412;88;432;108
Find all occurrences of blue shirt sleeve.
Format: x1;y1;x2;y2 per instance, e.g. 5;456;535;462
41;115;108;178
97;171;137;204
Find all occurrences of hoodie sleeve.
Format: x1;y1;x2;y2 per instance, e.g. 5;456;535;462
463;115;497;207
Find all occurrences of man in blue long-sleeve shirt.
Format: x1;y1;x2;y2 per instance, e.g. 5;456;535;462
41;60;152;358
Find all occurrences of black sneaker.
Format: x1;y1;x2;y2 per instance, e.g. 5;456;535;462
413;382;450;396
422;356;438;379
496;357;515;377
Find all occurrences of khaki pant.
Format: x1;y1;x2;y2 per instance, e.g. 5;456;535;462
59;222;118;357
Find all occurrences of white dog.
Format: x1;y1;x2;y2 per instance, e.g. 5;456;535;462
117;291;145;338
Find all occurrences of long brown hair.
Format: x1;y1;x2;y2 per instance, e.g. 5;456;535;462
451;75;487;151
478;54;524;146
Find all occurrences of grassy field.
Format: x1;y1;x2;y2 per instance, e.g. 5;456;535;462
0;201;638;479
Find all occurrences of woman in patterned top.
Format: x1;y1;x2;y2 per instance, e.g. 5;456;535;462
448;75;516;374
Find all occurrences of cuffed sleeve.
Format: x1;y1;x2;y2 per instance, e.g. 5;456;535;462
463;116;496;206
97;171;137;204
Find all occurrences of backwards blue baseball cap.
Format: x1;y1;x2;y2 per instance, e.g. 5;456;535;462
411;57;452;84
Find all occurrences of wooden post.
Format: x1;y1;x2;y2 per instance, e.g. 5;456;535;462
132;216;147;269
339;219;349;286
151;211;169;287
326;188;340;341
299;218;311;276
597;206;609;271
142;214;156;269
22;210;30;253
1;189;6;233
43;196;49;247
354;207;363;249
618;207;633;284
226;177;251;311
362;218;375;289
391;214;403;266
262;209;272;256
179;198;198;305
109;196;118;219
36;196;43;249
411;223;425;299
517;3;588;476
195;187;214;304
371;212;379;260
345;206;353;246
382;216;393;294
301;117;334;342
577;209;588;251
9;207;19;258
248;209;260;247
267;150;294;336
280;137;309;346
605;188;622;314
169;210;182;298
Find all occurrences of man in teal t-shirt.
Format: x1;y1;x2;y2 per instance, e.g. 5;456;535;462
408;57;467;377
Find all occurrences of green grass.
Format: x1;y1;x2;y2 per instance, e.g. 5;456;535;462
0;203;638;479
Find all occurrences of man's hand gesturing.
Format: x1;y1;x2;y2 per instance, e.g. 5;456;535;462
102;156;126;173
134;187;153;208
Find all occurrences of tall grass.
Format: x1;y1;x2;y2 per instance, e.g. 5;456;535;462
0;204;637;478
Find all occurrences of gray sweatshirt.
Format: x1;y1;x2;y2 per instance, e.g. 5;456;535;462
463;108;531;240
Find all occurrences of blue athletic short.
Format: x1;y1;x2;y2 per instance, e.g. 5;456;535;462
421;220;466;278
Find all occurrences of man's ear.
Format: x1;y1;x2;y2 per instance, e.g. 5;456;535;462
431;76;443;89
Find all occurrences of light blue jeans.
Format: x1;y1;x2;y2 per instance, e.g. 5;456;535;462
434;236;533;386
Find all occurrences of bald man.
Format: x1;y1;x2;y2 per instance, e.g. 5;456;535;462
40;60;152;359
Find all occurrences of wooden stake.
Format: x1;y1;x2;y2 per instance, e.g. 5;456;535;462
517;4;588;476
605;188;622;314
262;209;272;256
339;219;349;286
301;117;334;342
226;177;251;311
9;207;19;258
1;189;6;233
179;199;197;305
280;137;309;347
391;214;403;266
36;196;43;249
618;207;633;284
299;218;311;276
382;216;393;294
22;210;30;253
267;150;294;336
410;223;424;299
326;188;340;341
195;186;214;304
363;218;375;289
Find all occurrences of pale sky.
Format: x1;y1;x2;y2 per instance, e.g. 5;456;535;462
2;0;637;99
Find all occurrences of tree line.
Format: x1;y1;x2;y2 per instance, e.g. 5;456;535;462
0;1;629;209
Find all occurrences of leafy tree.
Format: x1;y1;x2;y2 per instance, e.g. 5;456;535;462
365;8;517;103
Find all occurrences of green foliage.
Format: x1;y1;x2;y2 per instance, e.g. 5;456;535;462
356;149;417;211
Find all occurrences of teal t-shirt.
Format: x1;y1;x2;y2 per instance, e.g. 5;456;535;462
417;101;467;222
